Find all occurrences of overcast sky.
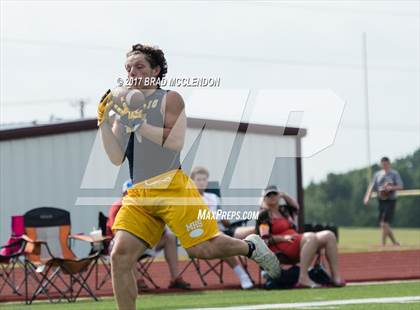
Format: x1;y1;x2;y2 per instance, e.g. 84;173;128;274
1;0;419;186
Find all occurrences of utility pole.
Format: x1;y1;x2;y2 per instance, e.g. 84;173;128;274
71;99;88;119
362;32;372;183
79;99;86;119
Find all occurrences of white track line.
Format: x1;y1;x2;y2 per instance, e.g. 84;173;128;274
347;279;420;286
184;296;420;310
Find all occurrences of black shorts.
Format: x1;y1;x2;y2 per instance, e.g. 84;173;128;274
378;200;396;223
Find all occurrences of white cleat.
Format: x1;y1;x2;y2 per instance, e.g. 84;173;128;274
245;234;282;279
240;274;254;290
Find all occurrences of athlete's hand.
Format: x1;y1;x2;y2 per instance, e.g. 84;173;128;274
97;89;112;127
110;87;147;132
117;107;146;133
363;196;370;207
384;183;393;191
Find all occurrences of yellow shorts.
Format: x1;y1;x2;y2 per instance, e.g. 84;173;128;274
112;169;220;249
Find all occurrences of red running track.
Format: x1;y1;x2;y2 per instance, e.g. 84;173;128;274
1;250;419;303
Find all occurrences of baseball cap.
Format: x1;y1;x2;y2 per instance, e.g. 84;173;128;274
122;179;133;193
263;185;279;197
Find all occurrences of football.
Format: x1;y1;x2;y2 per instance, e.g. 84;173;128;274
109;86;147;131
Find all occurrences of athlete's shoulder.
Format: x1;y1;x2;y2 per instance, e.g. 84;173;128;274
166;90;184;105
390;169;401;177
374;170;383;177
164;90;185;113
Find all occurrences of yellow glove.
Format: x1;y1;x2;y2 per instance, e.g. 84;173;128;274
97;89;112;126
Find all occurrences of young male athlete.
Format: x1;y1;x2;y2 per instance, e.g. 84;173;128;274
97;44;281;309
364;156;403;246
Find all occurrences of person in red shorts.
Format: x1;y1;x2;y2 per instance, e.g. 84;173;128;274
256;185;345;288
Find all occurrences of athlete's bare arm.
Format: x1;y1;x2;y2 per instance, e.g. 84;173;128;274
101;90;185;165
363;180;374;205
100;116;127;165
136;90;186;152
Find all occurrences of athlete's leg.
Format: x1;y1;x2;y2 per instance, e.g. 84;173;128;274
380;220;387;246
186;233;248;258
111;230;148;310
378;202;388;246
186;233;281;279
383;202;399;246
162;171;281;278
185;227;253;288
185;230;254;289
383;222;399;245
224;256;240;268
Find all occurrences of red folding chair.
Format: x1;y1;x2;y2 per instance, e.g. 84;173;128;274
0;215;26;296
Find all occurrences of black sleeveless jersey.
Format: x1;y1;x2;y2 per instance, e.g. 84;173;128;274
125;88;181;183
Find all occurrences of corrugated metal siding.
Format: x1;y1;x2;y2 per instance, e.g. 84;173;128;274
183;128;297;213
0;131;120;255
1;127;298;253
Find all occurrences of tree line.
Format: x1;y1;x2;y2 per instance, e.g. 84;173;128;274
304;148;420;227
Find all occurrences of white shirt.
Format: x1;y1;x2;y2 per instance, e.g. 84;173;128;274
202;192;224;230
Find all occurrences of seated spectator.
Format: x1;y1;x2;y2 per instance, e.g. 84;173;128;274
232;194;271;240
107;180;191;290
233;225;256;240
231;198;268;240
256;185;345;288
191;166;254;289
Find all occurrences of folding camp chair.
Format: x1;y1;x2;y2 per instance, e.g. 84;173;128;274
0;239;27;296
91;211;112;290
0;215;26;296
23;207;100;304
93;211;160;290
136;249;160;289
176;181;223;286
178;181;254;286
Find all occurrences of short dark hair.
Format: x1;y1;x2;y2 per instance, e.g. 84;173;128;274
381;156;390;163
127;44;168;80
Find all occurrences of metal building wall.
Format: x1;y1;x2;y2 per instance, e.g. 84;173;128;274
182;127;297;211
0;125;299;252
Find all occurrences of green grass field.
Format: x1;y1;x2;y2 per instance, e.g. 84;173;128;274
2;281;420;310
338;227;420;252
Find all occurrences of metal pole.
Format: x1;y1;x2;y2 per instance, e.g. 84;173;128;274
362;32;372;182
79;100;85;119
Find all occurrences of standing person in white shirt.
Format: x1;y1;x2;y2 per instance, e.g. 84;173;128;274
191;166;254;289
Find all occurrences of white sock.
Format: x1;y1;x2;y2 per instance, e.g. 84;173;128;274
233;265;247;278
